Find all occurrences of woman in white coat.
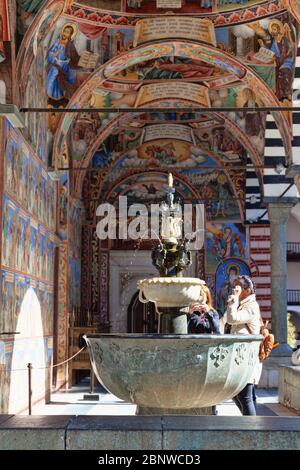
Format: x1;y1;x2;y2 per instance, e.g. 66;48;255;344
224;275;262;416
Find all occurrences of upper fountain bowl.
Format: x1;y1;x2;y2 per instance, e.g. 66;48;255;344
138;277;206;308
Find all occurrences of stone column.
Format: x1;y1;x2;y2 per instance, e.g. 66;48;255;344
268;202;294;356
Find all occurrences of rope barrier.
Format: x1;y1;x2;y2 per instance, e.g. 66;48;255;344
2;346;87;373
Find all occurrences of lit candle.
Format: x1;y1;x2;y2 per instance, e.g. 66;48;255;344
168;173;173;188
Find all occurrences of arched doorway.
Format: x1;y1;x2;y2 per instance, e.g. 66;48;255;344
127;291;157;334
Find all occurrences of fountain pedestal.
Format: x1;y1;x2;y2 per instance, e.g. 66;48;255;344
158;307;188;334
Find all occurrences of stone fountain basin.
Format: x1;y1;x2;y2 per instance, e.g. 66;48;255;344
84;334;262;410
138;277;206;308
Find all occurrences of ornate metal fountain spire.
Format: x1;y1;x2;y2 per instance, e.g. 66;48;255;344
151;173;191;277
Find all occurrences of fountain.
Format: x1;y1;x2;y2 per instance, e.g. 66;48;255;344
84;174;262;415
138;172;203;334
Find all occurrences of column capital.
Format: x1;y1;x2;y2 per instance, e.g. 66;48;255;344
267;201;295;224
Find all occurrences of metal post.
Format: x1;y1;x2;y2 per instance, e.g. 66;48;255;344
83;364;99;401
27;363;32;415
90;369;95;394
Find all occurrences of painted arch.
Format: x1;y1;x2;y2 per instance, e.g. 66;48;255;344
52;40;291;175
72;105;265;197
96;169;244;223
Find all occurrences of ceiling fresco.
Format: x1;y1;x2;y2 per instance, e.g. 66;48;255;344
13;0;299;227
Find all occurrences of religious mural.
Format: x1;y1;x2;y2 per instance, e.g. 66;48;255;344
124;0;275;14
1;195;55;282
44;18;135;110
0;110;56;414
205;222;247;273
58;173;68;239
215;257;251;314
95;168;243;221
17;0;45;34
16;2;296;170
215;13;297;106
209;84;267;160
4;122;56;230
68;198;82;312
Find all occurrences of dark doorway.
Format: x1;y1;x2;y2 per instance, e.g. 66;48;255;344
127;291;157;333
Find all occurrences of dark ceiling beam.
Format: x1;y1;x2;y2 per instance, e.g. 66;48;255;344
20;107;300;113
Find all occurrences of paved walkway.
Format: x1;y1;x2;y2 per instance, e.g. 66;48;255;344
30;382;299;417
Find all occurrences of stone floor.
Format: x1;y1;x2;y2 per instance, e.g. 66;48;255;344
30;381;299;417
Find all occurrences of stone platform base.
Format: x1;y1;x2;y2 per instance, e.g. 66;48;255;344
137;406;213;415
1;415;300;450
279;365;300;413
258;356;292;388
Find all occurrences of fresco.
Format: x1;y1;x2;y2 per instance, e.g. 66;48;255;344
98;172;196;213
96;168;242;220
1;195;55;282
4;122;56;230
69;259;81;312
58;173;69;240
68;81;261;165
125;0;212;13
215;257;251;315
209;84;267;159
89;118;248;172
17;18;289;168
205;222;247;273
68;198;82;311
124;0;269;14
45;19;134;109
111;56;221;81
114;141;219;169
183;170;243;221
17;0;47;34
16;0;295;171
40;18;135;158
215;13;297;105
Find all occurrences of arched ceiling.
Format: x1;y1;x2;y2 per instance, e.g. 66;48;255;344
15;0;299;221
86;168;245;224
71;106;265;196
49;40;290;187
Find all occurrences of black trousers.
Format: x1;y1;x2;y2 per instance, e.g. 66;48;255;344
233;383;256;416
